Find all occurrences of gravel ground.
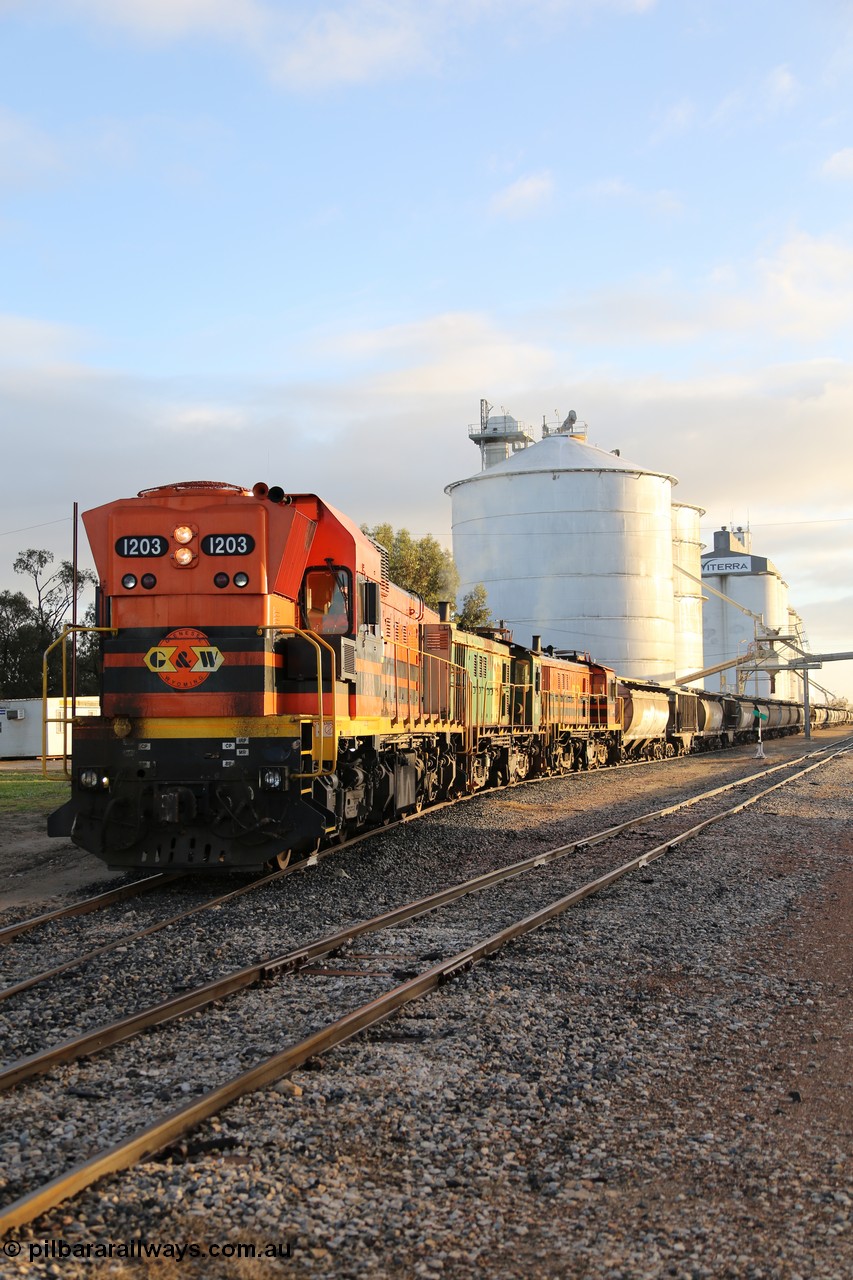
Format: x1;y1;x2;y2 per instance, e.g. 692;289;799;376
0;732;850;1278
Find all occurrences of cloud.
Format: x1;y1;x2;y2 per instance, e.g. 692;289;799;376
763;63;799;110
51;0;439;89
268;3;436;88
823;147;853;178
745;232;853;338
330;311;555;393
648;98;695;145
0;109;65;188
0;314;88;367
531;0;659;10
582;177;683;217
159;403;250;433
576;362;853;535
61;0;268;42
489;171;554;218
14;0;660;89
0;106;234;204
556;231;853;348
712;64;800;129
710;88;745;128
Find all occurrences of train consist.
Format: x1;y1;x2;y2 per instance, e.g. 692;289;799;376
49;481;848;872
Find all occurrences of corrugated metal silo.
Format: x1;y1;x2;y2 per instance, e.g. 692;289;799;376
701;527;794;699
447;419;678;682
671;501;705;686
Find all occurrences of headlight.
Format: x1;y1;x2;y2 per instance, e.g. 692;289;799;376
234;572;249;588
80;769;108;790
121;574;137;589
174;546;194;567
173;524;194;544
261;769;283;790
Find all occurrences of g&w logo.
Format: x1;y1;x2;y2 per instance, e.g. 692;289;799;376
144;627;224;690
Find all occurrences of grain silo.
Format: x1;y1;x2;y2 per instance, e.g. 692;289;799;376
671;501;705;685
701;526;797;699
446;410;678;682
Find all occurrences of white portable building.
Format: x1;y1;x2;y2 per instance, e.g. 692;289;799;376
0;698;101;759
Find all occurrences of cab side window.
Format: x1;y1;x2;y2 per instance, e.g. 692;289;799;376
302;567;351;635
358;578;380;631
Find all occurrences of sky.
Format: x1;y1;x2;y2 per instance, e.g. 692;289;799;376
1;0;852;700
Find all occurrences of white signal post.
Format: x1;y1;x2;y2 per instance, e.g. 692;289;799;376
755;710;768;759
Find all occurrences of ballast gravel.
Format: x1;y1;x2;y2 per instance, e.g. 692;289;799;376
0;734;851;1278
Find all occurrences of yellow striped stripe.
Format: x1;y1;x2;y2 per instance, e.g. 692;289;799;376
132;713;464;740
135;716;303;739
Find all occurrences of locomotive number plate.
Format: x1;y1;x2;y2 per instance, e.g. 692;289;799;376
115;535;168;557
201;534;255;556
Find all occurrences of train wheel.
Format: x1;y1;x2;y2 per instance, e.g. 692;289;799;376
512;754;530;782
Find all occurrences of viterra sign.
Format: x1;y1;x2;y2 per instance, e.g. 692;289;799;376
702;555;767;575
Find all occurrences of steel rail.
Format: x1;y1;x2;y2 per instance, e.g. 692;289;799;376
0;742;847;1234
0;737;844;1003
0;813;404;1003
0;865;295;1003
0;873;185;945
0;743;845;1094
0;824;397;1002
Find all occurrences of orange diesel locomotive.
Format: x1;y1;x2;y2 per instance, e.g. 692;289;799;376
50;480;620;870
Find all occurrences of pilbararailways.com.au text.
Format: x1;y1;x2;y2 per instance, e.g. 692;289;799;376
4;1238;293;1263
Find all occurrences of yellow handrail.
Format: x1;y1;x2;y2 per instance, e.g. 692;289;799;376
42;625;118;777
418;648;467;727
255;625;336;777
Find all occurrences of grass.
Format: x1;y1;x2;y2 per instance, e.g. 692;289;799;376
0;771;71;815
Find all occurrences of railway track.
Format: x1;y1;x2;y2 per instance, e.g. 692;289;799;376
0;737;843;1004
0;873;186;945
0;744;691;943
0;725;818;952
0;738;848;1234
0;863;299;1003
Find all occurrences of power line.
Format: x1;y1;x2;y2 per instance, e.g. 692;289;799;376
0;518;71;539
702;516;853;530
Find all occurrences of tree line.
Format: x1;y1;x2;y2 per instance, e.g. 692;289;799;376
0;550;98;699
360;523;492;629
1;528;492;699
